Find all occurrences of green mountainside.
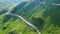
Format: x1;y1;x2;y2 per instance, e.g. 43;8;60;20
0;0;60;34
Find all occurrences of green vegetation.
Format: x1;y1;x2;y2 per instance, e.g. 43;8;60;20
0;0;60;34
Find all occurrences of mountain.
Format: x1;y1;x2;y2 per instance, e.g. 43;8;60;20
0;0;60;34
11;0;43;18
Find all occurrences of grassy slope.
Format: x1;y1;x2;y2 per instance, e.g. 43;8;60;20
30;4;60;34
0;0;60;34
0;15;37;34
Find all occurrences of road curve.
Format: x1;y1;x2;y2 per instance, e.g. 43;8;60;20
3;2;60;34
7;13;41;34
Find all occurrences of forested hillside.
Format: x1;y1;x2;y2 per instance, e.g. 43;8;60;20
0;0;60;34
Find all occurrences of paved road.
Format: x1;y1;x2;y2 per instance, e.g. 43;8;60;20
8;13;41;34
2;2;60;34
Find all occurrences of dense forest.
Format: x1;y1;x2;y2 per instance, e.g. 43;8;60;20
0;0;60;34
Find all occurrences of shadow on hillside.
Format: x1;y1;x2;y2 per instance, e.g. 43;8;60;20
2;15;18;24
51;13;60;27
11;2;28;14
31;17;44;31
0;9;8;15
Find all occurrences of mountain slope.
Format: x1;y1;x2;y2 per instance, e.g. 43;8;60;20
0;0;60;34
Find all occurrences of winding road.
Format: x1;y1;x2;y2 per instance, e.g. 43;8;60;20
2;1;60;34
7;13;41;34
